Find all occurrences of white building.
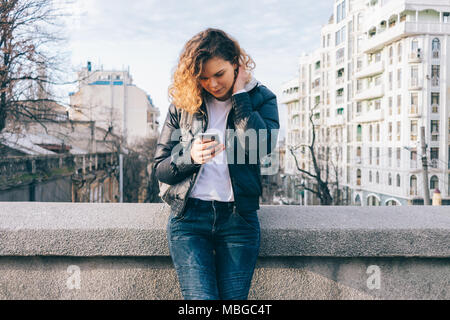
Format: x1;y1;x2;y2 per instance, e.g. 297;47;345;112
69;62;159;146
283;0;450;206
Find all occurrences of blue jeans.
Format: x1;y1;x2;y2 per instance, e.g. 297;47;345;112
167;198;260;300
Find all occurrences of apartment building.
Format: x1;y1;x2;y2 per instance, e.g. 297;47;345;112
69;62;159;146
283;0;450;206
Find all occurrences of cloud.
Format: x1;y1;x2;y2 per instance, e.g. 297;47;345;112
66;0;331;138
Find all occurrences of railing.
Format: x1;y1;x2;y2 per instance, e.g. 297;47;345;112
0;153;118;184
431;77;440;87
409;78;422;90
362;21;450;54
408;51;422;62
409;105;420;117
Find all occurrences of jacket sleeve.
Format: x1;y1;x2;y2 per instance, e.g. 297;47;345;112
154;104;200;185
231;86;280;161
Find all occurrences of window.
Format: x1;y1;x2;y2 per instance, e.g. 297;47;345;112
411;149;417;169
389;97;393;115
410;175;417;196
375;100;381;110
396;174;401;187
430;176;439;190
356;169;361;186
397;69;402;88
369;125;373;141
376;171;380;184
431;93;439;113
389;122;393;141
397;121;401;141
430;148;439;165
389;46;393;64
397;147;401;167
369;147;373;165
398;43;402;62
337;0;346;23
431;65;440;86
336;48;345;63
410;92;418;114
357;79;362;92
411;120;418;141
431;120;439;141
443;12;449;23
376;147;380;165
432;38;440;58
357;13;363;31
411;39;419;52
410;65;418;87
388;147;392;167
397;95;402;114
357;125;362;142
389;72;393;91
388;173;392;186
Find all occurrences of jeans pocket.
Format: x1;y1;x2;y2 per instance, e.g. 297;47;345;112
234;210;260;232
171;207;188;223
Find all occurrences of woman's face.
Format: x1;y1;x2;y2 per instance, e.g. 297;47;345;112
199;57;237;101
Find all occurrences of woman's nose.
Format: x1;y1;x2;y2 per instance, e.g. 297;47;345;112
209;78;218;88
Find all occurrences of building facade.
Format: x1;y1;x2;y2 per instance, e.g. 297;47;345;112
283;0;450;206
69;62;159;146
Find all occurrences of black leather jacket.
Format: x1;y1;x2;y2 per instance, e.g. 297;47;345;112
154;84;279;217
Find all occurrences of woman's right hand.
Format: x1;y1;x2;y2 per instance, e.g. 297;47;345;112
190;138;225;164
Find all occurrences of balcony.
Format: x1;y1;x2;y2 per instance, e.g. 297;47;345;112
354;108;384;124
409;78;422;91
408;105;421;118
355;61;385;79
431;132;439;142
362;21;450;54
327;114;345;127
355;84;384;102
336;96;345;105
0;202;449;299
431;77;440;88
336;76;345;87
408;50;423;63
281;91;299;104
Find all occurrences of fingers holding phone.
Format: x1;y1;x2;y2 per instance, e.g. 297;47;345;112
190;133;225;164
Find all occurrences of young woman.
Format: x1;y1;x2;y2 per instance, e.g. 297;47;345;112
154;28;279;300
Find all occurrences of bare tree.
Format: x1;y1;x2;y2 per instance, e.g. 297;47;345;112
287;102;343;205
123;136;161;203
0;0;71;133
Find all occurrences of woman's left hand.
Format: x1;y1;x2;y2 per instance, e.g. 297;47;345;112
232;65;251;94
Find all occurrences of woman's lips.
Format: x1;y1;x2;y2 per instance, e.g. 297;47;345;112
212;88;223;95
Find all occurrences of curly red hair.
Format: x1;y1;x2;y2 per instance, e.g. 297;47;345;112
168;28;255;114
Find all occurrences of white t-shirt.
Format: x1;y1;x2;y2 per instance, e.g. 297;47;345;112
188;95;234;201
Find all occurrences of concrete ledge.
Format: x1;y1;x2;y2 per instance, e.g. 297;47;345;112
0;203;449;257
0;202;449;299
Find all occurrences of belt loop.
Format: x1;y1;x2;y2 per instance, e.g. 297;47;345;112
232;203;236;214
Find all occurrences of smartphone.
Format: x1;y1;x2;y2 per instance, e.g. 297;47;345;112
198;132;221;144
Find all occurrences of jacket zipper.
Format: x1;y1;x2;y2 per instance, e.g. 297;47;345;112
225;106;238;214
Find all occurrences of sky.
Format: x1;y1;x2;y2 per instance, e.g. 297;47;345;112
65;0;333;139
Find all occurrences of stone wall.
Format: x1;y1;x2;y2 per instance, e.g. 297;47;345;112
0;202;448;299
